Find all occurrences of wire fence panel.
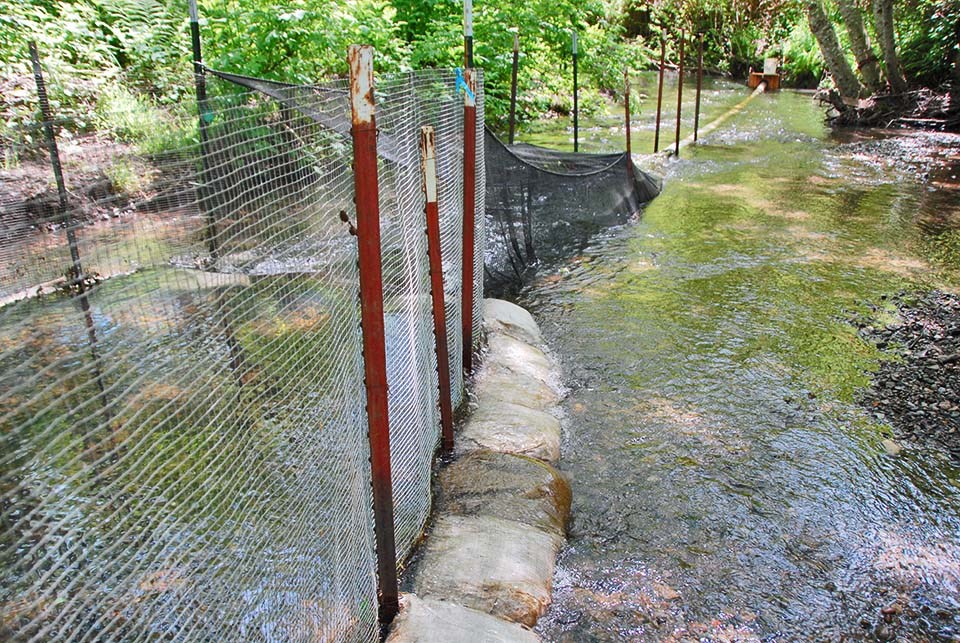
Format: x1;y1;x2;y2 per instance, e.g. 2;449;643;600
0;63;484;641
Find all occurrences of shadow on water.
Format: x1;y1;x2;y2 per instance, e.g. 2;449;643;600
519;85;960;640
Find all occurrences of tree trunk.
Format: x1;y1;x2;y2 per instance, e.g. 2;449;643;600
872;0;908;93
836;0;882;92
804;0;864;103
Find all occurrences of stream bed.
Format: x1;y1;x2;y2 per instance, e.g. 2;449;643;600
515;84;960;640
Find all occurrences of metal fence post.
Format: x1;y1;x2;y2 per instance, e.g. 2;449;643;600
572;31;579;152
674;29;685;157
420;127;455;452
464;0;474;68
654;32;666;153
188;0;219;259
461;68;478;375
694;32;704;142
30;41;110;428
624;69;634;179
508;32;520;144
348;44;399;627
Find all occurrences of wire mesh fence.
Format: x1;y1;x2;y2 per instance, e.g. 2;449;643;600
0;61;483;641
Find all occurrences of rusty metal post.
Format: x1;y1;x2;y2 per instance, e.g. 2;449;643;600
654;32;666;153
624;70;633;178
461;68;478;374
420;127;455;452
348;44;398;627
464;0;474;68
572;31;579;152
674;29;685;156
694;33;704;142
508;32;520;144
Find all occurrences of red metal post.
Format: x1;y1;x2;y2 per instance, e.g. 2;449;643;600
420;127;455;452
674;29;685;156
461;68;477;374
654;33;666;153
348;44;398;627
694;33;704;142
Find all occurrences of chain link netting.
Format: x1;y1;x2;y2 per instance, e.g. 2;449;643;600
0;63;484;641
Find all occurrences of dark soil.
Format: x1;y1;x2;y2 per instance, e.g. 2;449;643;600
857;291;960;460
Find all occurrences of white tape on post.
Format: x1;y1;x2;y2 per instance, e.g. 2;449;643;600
349;45;375;126
572;31;578;55
464;0;473;37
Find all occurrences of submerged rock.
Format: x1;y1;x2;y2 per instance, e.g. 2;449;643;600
857;291;960;461
882;438;903;456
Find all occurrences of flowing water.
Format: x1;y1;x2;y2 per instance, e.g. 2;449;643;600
515;82;960;640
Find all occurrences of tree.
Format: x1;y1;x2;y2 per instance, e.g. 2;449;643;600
872;0;908;93
803;0;864;102
836;0;881;92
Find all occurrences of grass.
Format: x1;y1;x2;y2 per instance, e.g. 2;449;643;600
94;85;197;156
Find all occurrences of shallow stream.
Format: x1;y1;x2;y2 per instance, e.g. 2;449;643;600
516;79;960;640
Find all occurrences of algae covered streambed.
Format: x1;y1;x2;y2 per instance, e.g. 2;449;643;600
515;80;960;640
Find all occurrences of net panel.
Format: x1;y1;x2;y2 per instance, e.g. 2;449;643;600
473;73;486;352
0;63;483;641
482;127;661;295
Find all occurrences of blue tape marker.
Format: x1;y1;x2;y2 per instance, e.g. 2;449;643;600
455;67;475;102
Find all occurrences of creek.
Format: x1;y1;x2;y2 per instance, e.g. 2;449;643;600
514;75;960;640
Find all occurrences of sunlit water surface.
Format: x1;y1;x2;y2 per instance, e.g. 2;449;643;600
517;82;960;641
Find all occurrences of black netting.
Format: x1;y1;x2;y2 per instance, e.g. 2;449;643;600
483;127;661;294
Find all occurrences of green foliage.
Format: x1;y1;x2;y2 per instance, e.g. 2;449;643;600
896;0;960;87
781;20;822;88
1;0;955;147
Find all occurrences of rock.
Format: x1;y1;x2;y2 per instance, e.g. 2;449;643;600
386;594;541;643
484;299;545;346
882;439;903;456
652;583;681;601
473;367;561;412
484;334;555;388
458;401;561;462
437;451;571;536
413;515;563;627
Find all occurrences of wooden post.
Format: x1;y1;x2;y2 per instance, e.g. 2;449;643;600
694;32;704;142
674;29;685;156
464;0;474;68
654;32;666;153
508;32;520;144
461;68;477;374
348;44;398;628
572;31;579;152
419;127;455;452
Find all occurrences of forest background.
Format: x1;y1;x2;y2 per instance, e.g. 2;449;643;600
1;0;958;157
